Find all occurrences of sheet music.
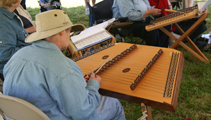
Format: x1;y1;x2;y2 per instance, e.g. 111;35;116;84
71;18;115;43
199;0;211;12
70;18;115;51
72;28;112;50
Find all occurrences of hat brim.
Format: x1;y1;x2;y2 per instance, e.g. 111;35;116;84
25;23;85;43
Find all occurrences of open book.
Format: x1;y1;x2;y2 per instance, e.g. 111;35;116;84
199;0;211;12
71;18;115;50
71;27;112;51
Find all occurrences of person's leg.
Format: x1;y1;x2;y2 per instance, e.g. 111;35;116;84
175;18;207;41
132;21;160;46
52;1;61;9
85;0;90;8
44;5;53;11
158;25;171;47
95;96;126;120
92;0;96;6
85;0;90;14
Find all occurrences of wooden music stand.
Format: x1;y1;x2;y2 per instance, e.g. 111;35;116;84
66;32;116;59
159;12;209;63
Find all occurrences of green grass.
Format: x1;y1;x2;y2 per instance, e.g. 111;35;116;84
27;6;211;120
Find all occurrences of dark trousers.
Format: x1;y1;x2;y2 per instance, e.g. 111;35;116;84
0;73;4;81
132;17;171;48
175;18;207;40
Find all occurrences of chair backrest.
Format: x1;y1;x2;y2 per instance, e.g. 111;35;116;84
93;0;114;23
88;0;114;26
0;94;50;120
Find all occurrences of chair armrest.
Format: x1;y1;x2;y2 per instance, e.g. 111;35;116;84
111;22;133;28
115;17;129;22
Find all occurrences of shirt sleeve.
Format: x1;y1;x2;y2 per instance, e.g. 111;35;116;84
116;0;146;21
0;22;26;63
51;73;101;120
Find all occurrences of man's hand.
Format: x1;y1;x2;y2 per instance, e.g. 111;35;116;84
148;8;161;16
90;73;102;85
40;2;51;7
143;8;161;18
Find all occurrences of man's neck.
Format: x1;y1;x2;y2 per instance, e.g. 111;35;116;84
45;38;62;50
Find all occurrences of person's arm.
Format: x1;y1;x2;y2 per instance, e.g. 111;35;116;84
115;0;161;21
51;70;101;119
115;0;143;21
0;23;28;63
40;0;51;7
142;8;161;18
25;26;36;34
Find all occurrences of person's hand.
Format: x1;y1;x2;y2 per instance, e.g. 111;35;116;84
149;8;161;16
89;73;102;85
25;26;36;34
47;3;51;5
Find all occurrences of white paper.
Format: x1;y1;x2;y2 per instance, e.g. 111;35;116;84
80;18;115;34
70;18;115;50
74;29;112;50
71;28;105;43
199;0;211;12
71;28;112;50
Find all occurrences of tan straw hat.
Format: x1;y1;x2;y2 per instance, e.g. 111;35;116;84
25;10;85;43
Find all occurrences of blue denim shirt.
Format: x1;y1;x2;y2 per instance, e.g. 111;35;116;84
0;7;30;74
112;0;154;21
3;40;101;120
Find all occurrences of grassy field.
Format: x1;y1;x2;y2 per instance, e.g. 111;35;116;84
27;4;211;120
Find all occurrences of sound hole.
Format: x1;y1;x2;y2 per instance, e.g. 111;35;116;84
123;68;130;73
102;55;109;59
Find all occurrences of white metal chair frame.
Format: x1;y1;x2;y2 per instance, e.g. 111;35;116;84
0;94;50;120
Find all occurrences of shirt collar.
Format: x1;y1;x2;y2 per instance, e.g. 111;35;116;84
0;7;15;19
33;40;61;52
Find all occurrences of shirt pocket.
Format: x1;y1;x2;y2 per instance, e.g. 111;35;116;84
17;29;27;42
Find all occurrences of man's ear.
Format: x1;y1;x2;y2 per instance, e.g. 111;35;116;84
58;30;65;36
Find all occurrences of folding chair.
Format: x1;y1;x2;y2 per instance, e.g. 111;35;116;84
88;0;138;43
0;94;50;120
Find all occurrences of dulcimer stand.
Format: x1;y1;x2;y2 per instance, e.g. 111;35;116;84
160;12;209;63
138;103;152;120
